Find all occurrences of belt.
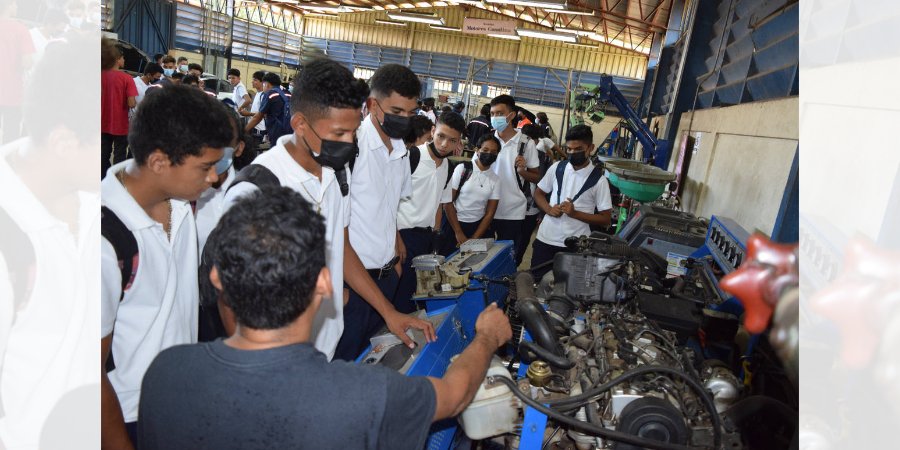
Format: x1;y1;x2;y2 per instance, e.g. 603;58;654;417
406;226;435;233
367;256;401;280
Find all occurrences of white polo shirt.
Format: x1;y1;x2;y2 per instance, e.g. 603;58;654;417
0;139;99;448
232;82;249;112
101;160;199;423
195;165;235;255
133;76;149;104
491;130;539;220
348;115;412;269
536;161;613;247
223;135;350;361
450;159;501;223
397;144;452;230
250;91;266;132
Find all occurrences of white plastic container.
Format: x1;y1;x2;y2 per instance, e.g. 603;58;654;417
458;357;520;440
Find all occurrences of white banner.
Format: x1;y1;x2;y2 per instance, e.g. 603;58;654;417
462;18;516;36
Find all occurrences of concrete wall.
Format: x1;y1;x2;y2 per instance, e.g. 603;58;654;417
669;97;799;235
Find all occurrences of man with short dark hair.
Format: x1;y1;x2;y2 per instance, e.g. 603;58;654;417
465;103;492;150
133;62;163;104
176;56;188;73
101;38;136;177
394;111;466;312
224;58;432;360
531;124;612;279
226;68;251;113
245;72;291;144
488;94;540;266
138;187;512;450
239;70;267;144
187;62;203;77
336;63;425;361
101;85;234;449
160;55;176;78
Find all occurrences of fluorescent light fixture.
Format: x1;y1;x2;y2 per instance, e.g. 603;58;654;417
484;0;566;9
554;27;595;36
307;11;339;17
298;4;372;13
488;33;521;40
516;28;577;43
430;24;462;31
556;8;596;16
450;0;484;4
376;19;407;26
386;11;446;25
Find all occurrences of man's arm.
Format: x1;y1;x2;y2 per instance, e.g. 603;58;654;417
471;200;498;239
428;303;512;420
534;187;562;218
244;112;264;132
101;335;134;450
565;206;613;227
238;94;252;112
343;229;436;347
126;96;137;109
442;201;466;245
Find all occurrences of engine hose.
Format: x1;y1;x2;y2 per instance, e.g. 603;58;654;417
546;365;723;450
519;340;574;370
516;297;565;358
723;395;797;427
492;376;706;450
580;375;602;426
514;271;537;301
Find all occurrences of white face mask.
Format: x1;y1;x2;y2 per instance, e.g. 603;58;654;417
179;64;189;73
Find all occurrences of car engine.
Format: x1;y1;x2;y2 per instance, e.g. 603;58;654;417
459;232;784;450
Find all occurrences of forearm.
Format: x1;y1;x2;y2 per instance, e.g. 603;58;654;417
472;202;497;239
431;335;497;419
101;373;134;450
434;207;443;231
533;188;552;214
518;168;541;183
443;203;465;236
245;113;263;131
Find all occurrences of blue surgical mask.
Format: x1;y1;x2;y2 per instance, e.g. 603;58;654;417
491;115;510;133
215;147;235;175
163;68;175;77
179;64;189;73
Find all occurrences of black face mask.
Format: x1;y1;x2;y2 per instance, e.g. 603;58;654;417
304;127;358;170
478;152;497;167
375;101;411;139
568;151;588;166
429;142;451;159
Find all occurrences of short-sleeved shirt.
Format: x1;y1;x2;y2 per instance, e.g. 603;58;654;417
231;82;249;111
133;76;149;104
0;19;34;106
259;87;290;142
101;160;199;422
349;116;413;269
223;135;350;360
101;70;138;135
451;159;501;223
397;144;452;230
249;91;266;132
139;340;436;450
491;130;539;220
536;161;613;247
195;165;235;255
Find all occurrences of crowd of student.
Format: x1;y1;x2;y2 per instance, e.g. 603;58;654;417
100;37;614;448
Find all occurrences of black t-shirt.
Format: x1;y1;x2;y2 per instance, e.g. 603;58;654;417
138;339;437;450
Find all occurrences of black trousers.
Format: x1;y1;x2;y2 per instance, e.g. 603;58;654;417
491;218;526;266
333;269;400;361
530;238;568;280
101;133;129;178
394;228;436;314
0;106;22;144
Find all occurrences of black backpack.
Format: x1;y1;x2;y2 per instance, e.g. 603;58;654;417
514;141;532;201
229;163;352;197
0;208;36;318
452;161;475;203
408;145;454;191
100;206;140;373
265;89;293;141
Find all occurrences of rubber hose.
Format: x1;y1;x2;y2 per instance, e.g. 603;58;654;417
514;271;536;302
516;298;565;357
580;376;602;426
546;365;723;450
519;340;574;370
493;376;703;450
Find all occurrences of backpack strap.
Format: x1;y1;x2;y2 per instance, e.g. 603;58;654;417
228;164;280;192
515;141;531;200
408;146;421;175
452;161;474;203
555;162;603;205
0;208;35;313
101;206;139;374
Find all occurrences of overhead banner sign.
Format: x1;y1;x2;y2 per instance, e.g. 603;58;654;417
462;18;516;36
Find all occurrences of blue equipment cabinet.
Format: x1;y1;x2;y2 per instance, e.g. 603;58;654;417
690;215;751;316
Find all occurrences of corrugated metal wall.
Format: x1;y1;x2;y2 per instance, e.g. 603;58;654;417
302;5;648;79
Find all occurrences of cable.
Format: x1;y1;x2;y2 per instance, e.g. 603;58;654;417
493;376;706;450
544;365;723;449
